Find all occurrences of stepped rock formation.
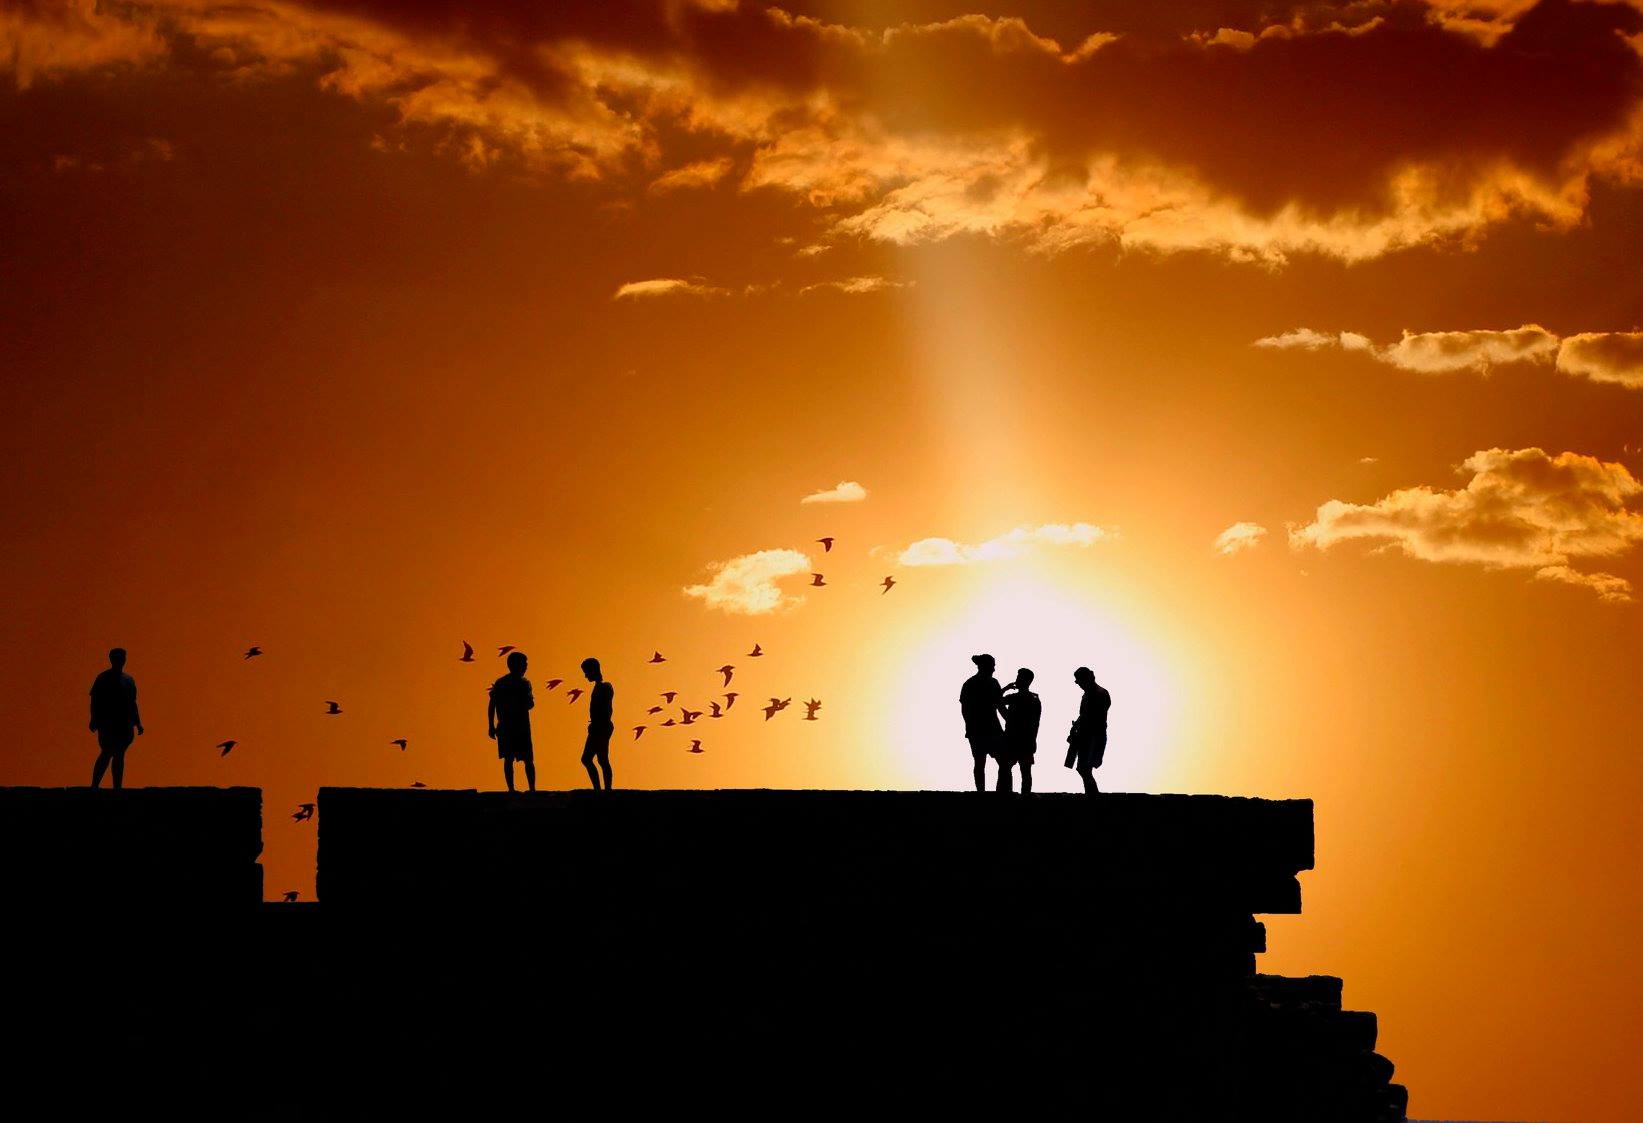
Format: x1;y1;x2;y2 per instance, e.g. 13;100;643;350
0;786;1406;1120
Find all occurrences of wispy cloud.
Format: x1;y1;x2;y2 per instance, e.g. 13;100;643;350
1213;522;1268;556
648;157;735;194
1254;325;1643;387
799;275;912;295
800;481;868;505
1291;447;1643;602
896;522;1112;567
684;549;813;615
613;278;728;300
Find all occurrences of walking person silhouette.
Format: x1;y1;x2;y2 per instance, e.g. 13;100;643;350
1000;668;1042;794
88;648;142;789
488;651;536;792
1065;666;1111;795
959;654;1005;792
579;657;615;790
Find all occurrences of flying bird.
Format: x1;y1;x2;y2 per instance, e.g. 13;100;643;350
243;646;263;660
646;705;664;715
411;781;427;789
881;576;896;594
716;664;735;687
282;891;299;903
680;707;703;725
216;740;237;757
633;726;647;740
292;803;315;822
708;701;723;719
324;701;342;715
763;697;792;721
391;738;408;751
544;678;563;691
460;641;475;663
661;719;677;728
723;692;739;710
747;643;763;658
803;699;822;721
810;573;826;586
566;688;584;704
648;651;667;664
660;691;679;704
497;645;515;657
687;740;704;754
816;537;834;552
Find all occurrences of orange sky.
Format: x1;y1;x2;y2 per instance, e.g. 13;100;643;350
5;2;1643;1119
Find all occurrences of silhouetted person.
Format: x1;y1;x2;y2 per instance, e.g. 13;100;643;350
999;668;1042;794
580;657;615;790
1066;666;1111;795
488;651;535;792
959;653;1005;792
89;648;142;788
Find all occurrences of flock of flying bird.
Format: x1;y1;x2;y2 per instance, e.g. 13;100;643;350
218;534;898;892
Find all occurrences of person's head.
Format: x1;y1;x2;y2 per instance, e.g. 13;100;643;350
971;653;995;676
506;651;528;675
1014;667;1035;689
1073;666;1095;689
108;647;127;670
580;657;602;682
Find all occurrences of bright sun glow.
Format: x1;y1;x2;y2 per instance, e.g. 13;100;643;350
890;573;1179;793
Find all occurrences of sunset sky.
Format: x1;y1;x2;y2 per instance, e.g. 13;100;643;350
5;1;1643;1118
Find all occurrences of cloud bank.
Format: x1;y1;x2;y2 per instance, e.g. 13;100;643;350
9;0;1643;265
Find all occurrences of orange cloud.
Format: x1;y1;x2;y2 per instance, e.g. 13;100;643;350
8;1;1643;265
799;481;868;505
897;522;1113;567
1291;447;1643;601
1255;324;1643;385
613;278;728;300
1213;522;1269;556
683;548;814;615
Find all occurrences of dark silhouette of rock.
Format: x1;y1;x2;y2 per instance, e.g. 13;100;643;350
0;787;1405;1121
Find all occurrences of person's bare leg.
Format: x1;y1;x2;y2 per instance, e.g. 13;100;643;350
503;759;516;793
996;764;1012;793
597;751;612;790
110;750;124;790
582;748;602;790
972;752;986;792
524;761;536;792
1020;762;1032;794
91;751;110;788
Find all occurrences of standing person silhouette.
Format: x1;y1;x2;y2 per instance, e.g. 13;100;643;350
1065;666;1111;795
959;654;1005;792
89;648;142;789
1000;668;1042;794
488;651;536;792
579;657;615;790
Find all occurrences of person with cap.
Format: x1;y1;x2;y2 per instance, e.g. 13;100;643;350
959;653;1006;792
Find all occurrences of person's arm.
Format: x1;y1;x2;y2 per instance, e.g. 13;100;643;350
132;683;143;736
487;692;498;739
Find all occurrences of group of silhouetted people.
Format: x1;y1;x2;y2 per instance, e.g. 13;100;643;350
961;654;1110;795
487;652;614;792
85;645;1111;796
